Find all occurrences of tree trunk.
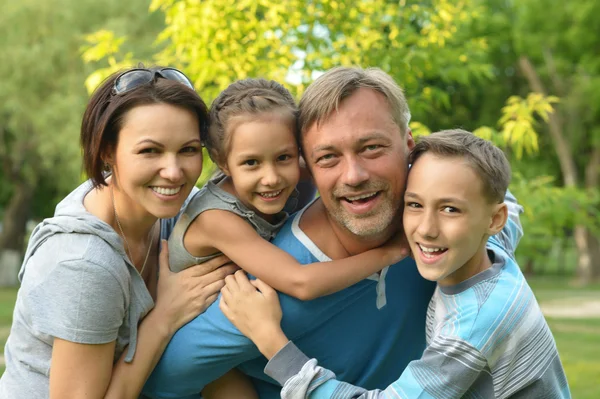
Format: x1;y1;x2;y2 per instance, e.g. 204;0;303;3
0;181;34;286
518;56;578;186
518;55;596;284
584;147;600;280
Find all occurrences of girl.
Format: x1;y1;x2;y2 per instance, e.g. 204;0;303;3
169;78;406;302
0;66;237;399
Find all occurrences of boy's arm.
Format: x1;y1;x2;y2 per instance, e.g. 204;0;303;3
488;190;524;257
195;210;407;301
142;301;261;398
265;338;488;399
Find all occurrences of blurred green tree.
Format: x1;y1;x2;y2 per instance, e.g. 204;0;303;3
0;0;163;284
511;0;600;282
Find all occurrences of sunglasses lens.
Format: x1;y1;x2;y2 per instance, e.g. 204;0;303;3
114;70;153;94
160;68;194;89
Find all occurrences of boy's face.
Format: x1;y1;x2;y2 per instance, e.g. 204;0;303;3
403;153;500;286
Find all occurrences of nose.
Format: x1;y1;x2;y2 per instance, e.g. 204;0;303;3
159;154;184;182
416;210;439;239
261;164;282;187
341;157;369;187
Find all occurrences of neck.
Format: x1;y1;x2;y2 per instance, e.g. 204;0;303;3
443;244;493;287
110;184;157;242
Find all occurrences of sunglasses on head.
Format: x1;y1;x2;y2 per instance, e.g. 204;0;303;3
112;67;194;96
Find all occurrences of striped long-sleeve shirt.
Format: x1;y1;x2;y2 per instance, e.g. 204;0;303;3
264;198;571;398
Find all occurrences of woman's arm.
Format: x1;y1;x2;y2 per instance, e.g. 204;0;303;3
49;242;238;399
190;210;408;301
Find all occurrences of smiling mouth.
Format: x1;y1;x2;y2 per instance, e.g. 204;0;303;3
418;243;448;258
150;186;182;196
258;190;283;199
342;192;379;204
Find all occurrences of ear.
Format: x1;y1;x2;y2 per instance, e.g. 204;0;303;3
212;150;231;176
101;144;116;168
487;202;508;236
406;129;415;150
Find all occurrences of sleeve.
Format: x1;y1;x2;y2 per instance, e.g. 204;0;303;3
488;189;524;258
27;258;127;344
142;296;262;398
266;337;491;399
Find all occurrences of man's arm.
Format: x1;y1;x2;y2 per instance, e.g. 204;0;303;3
265;337;490;399
142;298;261;399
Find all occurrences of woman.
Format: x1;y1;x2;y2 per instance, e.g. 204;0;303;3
0;66;237;398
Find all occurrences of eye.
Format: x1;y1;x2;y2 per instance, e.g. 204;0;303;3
139;147;159;154
316;153;336;163
180;146;200;154
364;144;381;152
405;202;421;209
243;159;258;167
442;206;459;213
277;154;292;162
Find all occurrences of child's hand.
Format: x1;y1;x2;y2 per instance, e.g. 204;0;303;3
220;271;289;358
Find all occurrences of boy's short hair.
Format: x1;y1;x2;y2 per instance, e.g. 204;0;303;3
408;129;511;203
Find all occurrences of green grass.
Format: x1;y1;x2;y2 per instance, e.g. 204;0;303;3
0;279;598;397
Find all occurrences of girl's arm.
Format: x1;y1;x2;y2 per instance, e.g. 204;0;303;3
49;243;237;399
188;210;408;301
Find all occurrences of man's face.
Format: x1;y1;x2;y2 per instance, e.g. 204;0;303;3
303;88;414;239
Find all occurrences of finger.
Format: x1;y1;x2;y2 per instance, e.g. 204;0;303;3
251;279;277;296
197;264;239;287
220;285;231;304
199;278;227;299
159;240;171;275
185;255;233;276
203;292;219;309
234;270;255;292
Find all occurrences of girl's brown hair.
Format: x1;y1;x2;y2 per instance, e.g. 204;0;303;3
206;78;297;166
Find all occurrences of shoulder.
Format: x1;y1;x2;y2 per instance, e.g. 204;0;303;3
25;232;130;293
445;259;537;350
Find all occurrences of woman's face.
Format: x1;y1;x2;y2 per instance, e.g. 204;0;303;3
109;103;203;220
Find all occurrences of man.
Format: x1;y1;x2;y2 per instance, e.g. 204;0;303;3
143;67;517;398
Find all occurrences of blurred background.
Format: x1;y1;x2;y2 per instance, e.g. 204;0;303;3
0;0;598;396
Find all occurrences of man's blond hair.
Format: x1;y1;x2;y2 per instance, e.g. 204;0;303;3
298;66;411;137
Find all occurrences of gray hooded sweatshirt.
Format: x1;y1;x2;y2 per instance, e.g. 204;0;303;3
0;180;180;398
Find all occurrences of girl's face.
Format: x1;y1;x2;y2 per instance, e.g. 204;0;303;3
223;111;300;221
110;103;203;220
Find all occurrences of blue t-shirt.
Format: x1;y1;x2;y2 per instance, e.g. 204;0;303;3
143;205;436;398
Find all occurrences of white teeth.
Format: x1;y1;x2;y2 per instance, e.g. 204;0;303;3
151;186;181;196
259;190;282;198
346;192;377;201
418;244;446;253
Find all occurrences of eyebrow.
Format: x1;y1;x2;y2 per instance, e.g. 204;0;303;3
136;138;201;147
404;192;468;205
310;132;391;158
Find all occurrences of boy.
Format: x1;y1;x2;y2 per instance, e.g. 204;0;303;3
220;129;571;398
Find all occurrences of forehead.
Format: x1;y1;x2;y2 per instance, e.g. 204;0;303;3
303;88;401;151
407;154;485;201
229;116;296;151
119;103;199;141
